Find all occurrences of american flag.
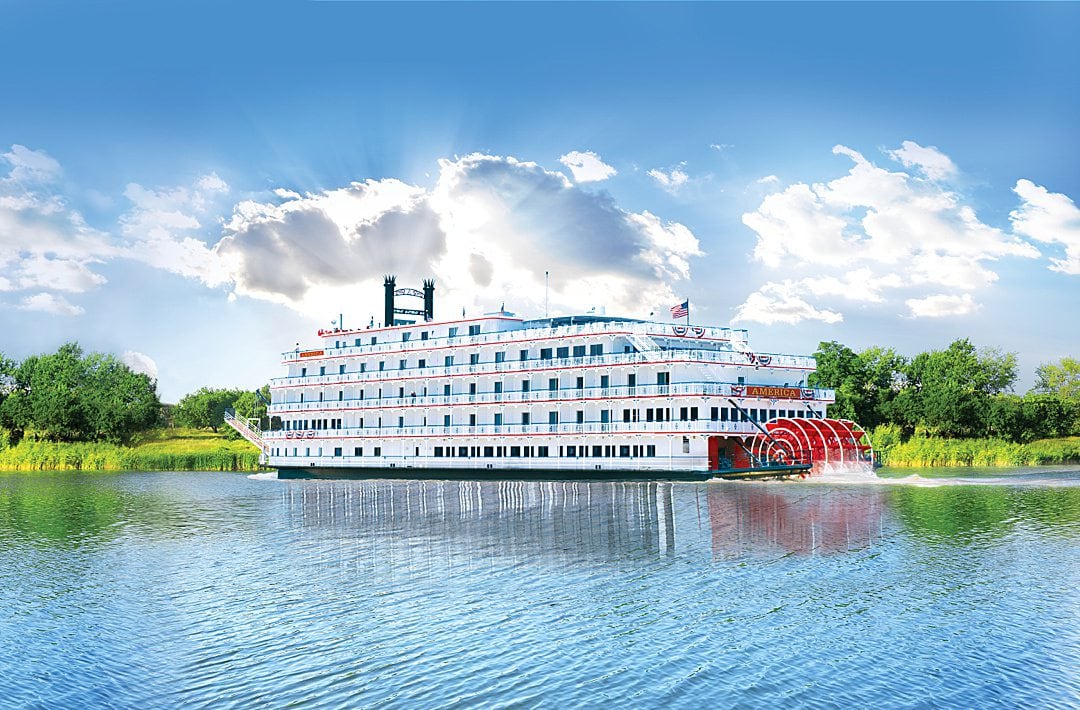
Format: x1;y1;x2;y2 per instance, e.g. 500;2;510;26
670;300;689;319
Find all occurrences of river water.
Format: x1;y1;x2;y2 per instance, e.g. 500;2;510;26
2;468;1079;708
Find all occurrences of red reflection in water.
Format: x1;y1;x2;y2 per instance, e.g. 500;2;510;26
707;484;887;557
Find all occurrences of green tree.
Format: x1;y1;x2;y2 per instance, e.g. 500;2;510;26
891;339;1017;438
173;388;241;432
1034;357;1080;402
809;341;906;428
0;343;161;443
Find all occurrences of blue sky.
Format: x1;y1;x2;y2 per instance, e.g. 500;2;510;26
1;1;1078;402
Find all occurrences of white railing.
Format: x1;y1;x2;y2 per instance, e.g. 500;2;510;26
224;409;266;458
267;454;711;473
284;320;751;363
272;349;818;390
268;382;834;414
267;419;763;440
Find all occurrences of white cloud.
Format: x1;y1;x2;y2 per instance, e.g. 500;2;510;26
18;292;84;316
1010;179;1080;275
886;140;957;181
121;351;159;380
558;150;617;183
905;293;978;318
755;175;779;185
118;173;233;285
217;153;702;319
710;143;734;152
648;163;689;192
2;144;62;184
732;281;842;325
735;140;1040;324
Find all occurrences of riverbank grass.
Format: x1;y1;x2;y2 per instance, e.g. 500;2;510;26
877;435;1080;468
0;428;261;472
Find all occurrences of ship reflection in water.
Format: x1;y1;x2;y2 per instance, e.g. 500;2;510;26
707;484;887;557
282;478;889;566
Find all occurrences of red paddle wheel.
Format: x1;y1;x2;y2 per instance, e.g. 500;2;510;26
748;417;874;476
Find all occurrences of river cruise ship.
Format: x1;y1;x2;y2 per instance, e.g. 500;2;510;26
227;277;870;479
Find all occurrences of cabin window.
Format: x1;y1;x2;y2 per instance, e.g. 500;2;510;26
657;372;670;385
494;413;503;425
495;351;505;363
590;344;603;356
448;327;458;338
619;445;630;457
511;446;521;457
646;409;654;422
540;348;552;359
720;408;729;421
522;380;530;392
338;391;343;401
399;359;406;370
373;447;381;456
548;378;558;391
557;346;569;359
494;382;502;393
573;345;586;357
458;446;468;457
469;414;477;426
445;355;454;366
398;416;404;428
521;413;530;425
334;447;342;457
469;325;481;336
444;384;451;396
469;383;477;395
601;375;609;388
354;447;363;457
370;336;377;345
601;410;610;423
301;367;307;376
691;407;698;420
378;361;385;371
519;349;529;361
434;446;443;457
421;331;429;341
418;358;426;368
646;445;656;457
566;446;576;457
549;411;558;424
628;374;636;388
682;437;690;454
537;446;549;457
354;338;361;346
444;415;451;427
360;363;366;373
623;409;631;423
576;376;584;389
576;411;584;423
470;353;479;365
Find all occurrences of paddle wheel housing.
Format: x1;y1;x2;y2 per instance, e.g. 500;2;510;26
748;417;873;474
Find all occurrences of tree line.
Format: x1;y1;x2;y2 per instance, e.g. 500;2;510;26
808;339;1080;442
0;344;269;446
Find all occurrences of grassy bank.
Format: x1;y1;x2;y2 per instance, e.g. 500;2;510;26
0;428;261;472
876;435;1080;468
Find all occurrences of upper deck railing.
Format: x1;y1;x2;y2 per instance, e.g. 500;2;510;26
268;381;834;414
283;320;752;363
272;349;816;391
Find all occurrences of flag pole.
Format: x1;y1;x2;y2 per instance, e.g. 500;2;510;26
686;300;690;326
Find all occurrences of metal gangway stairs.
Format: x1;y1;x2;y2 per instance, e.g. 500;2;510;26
627;331;663;361
224;408;268;464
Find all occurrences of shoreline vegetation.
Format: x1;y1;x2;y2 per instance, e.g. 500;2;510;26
0;429;261;472
874;432;1080;468
1;428;1079;472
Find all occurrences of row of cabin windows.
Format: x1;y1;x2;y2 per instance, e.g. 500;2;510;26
274;442;667;459
712;407;814;422
299;342;630;377
430;444;657;458
292;372;677;400
333;323;482;349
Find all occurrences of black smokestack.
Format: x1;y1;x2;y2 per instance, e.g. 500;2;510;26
384;275;396;327
423;278;435;322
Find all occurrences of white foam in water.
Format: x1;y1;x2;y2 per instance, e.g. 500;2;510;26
247;471;279;481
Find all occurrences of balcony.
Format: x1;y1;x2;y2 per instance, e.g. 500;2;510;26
266;419;765;440
283;320;752;363
268;381;835;414
272;348;818;390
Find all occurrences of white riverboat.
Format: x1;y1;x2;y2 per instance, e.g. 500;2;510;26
227;277;872;479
